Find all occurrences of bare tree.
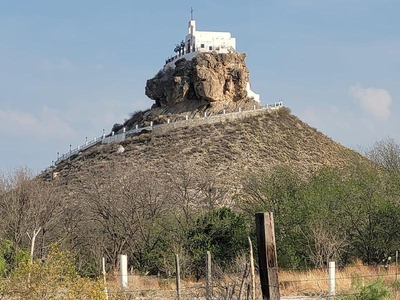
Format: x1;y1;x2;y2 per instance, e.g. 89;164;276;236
0;167;63;260
365;138;400;173
307;226;348;268
75;163;174;273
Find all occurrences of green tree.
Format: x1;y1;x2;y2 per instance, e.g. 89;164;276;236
239;166;309;268
302;167;352;267
186;207;248;280
0;239;29;276
240;162;400;269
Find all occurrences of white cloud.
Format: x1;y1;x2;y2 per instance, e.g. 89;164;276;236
40;58;75;70
349;84;392;119
0;107;76;139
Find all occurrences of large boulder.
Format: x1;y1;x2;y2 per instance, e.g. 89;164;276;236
145;52;250;108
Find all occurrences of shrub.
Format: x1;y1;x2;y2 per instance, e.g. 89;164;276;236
0;246;106;299
340;278;391;300
186;207;249;280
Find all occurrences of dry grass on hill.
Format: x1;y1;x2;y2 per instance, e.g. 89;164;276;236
51;107;366;191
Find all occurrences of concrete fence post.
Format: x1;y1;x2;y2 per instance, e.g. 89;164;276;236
102;257;109;300
175;254;181;299
328;261;335;298
206;251;212;300
223;109;226;114
120;254;128;290
396;251;399;298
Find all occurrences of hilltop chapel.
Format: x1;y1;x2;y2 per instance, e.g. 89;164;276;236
164;12;260;102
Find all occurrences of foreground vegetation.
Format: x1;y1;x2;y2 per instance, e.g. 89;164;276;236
0;138;399;298
1;248;397;299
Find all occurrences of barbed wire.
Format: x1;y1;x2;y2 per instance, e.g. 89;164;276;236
104;266;399;299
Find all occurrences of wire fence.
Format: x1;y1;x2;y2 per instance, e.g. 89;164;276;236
105;263;399;300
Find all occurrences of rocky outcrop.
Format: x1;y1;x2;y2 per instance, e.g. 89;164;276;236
145;52;250;108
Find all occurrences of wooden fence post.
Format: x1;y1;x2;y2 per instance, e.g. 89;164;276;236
175;254;181;300
255;212;280;300
206;251;212;300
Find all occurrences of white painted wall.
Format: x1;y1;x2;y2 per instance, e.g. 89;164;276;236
189;31;236;53
166;19;237;67
247;82;260;102
185;19;236;54
163;18;260;102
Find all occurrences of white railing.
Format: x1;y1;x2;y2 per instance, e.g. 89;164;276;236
53;101;284;166
55;136;103;164
164;46;236;68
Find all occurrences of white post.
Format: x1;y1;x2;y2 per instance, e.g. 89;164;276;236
328;261;335;298
167;119;170;124
396;251;398;282
239;107;242;112
253;105;256;111
135;124;139;130
175;254;181;299
206;251;212;300
112;131;114;136
204;112;207;118
123;127;126;133
396;251;399;299
223;109;226;115
150;121;153;127
185;115;188;120
102;257;109;300
120;254;128;290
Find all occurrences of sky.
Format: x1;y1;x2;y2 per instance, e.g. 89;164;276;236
0;0;399;174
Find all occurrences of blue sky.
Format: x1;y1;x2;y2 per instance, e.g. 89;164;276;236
1;0;399;174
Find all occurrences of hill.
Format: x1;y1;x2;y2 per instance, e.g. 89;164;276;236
10;102;384;279
48;107;364;193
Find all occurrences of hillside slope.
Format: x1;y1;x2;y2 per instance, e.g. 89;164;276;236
49;108;364;194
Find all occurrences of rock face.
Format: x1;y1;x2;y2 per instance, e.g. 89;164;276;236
145;52;250;108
